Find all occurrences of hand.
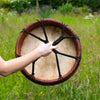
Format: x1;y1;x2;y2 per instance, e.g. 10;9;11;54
37;42;57;56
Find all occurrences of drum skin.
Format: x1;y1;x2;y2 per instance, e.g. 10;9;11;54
15;18;81;85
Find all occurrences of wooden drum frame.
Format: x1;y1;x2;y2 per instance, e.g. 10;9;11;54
15;19;82;85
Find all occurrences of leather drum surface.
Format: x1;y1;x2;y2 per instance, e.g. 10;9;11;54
15;19;81;85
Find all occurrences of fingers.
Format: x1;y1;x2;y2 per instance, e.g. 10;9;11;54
48;41;57;50
51;46;57;50
48;42;53;46
37;42;57;57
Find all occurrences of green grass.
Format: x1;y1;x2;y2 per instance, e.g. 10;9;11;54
0;12;100;100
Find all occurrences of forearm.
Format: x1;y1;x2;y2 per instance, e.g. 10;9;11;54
0;49;41;76
0;42;56;76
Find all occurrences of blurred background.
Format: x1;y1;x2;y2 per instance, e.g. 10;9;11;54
0;0;100;100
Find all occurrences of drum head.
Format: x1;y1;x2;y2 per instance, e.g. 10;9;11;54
15;19;81;85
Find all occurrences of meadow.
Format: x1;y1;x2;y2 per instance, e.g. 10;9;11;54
0;12;100;100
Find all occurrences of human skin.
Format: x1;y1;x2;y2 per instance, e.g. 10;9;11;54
0;42;56;76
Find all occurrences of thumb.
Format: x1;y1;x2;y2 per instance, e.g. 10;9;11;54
50;46;57;50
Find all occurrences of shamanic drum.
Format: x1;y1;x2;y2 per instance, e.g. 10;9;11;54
15;19;81;85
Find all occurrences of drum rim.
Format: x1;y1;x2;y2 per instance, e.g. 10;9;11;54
15;18;82;85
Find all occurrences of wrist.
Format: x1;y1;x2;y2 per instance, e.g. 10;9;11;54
34;48;42;58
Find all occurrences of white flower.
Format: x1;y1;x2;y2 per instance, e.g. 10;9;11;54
84;13;94;19
0;13;3;16
8;0;17;3
7;11;17;16
84;16;89;19
0;8;4;11
6;18;8;21
89;13;94;18
7;12;12;16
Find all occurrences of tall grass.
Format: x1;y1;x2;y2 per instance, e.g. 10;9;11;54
0;12;100;100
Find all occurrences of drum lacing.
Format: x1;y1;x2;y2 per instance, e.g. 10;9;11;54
20;19;81;79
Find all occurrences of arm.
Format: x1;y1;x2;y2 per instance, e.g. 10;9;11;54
0;42;56;76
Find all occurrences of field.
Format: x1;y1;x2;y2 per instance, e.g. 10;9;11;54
0;12;100;100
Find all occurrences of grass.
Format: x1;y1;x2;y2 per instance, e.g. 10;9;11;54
0;12;100;100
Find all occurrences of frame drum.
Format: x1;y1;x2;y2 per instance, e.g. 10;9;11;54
15;19;81;85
